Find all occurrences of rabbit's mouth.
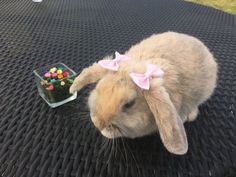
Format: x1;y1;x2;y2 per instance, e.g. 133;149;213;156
101;124;123;139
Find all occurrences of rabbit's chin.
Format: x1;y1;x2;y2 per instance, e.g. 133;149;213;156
101;128;123;139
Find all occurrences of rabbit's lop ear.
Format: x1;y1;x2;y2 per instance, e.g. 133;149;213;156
143;82;188;155
70;62;109;93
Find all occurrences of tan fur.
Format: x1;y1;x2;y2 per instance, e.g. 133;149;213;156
70;59;110;93
90;75;132;126
70;32;218;154
143;80;188;154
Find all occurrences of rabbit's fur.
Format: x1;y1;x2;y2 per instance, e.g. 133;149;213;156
70;32;218;154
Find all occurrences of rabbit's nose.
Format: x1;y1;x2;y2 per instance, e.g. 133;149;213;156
91;116;106;130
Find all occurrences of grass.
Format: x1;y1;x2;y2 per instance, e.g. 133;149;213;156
186;0;236;15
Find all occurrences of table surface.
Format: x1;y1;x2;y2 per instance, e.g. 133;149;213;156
0;0;235;177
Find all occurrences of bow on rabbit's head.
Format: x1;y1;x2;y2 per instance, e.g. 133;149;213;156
70;52;188;155
99;52;164;90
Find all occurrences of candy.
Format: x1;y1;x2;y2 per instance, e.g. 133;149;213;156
40;80;48;86
46;84;54;91
50;79;56;83
57;74;63;79
44;72;51;78
63;71;69;77
51;73;57;78
67;79;74;84
50;67;57;73
57;70;63;74
41;66;74;95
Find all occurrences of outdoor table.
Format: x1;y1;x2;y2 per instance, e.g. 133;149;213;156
0;0;235;176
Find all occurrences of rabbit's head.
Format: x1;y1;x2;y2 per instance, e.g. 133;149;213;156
70;54;188;155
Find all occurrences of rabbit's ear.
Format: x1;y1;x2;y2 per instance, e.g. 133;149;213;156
70;62;109;93
143;81;188;155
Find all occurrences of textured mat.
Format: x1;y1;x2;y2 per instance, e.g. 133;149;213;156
0;0;235;177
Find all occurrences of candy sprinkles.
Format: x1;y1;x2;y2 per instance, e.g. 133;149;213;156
38;66;75;104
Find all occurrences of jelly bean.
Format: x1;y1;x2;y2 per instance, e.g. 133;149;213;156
51;73;57;78
46;84;54;91
57;70;63;74
67;79;74;84
63;71;69;77
44;72;51;78
50;67;57;73
57;74;63;79
40;80;48;86
50;79;56;83
60;81;65;86
58;67;64;71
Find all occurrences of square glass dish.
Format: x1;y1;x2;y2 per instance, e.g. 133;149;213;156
33;63;77;108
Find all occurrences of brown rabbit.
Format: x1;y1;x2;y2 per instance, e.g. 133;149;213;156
70;32;218;155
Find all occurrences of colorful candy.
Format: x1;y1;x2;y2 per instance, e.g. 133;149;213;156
67;79;74;84
52;73;57;78
57;74;63;79
50;67;57;73
42;66;73;92
40;80;49;86
46;84;54;91
50;79;56;83
57;70;63;74
43;67;69;80
58;67;63;70
63;71;69;77
44;72;51;78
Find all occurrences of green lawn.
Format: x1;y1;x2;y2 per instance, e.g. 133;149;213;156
186;0;236;15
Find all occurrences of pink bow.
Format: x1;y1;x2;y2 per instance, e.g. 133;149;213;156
129;64;164;90
98;51;129;71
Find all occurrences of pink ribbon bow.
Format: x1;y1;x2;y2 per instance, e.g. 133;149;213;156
98;51;129;71
129;64;164;90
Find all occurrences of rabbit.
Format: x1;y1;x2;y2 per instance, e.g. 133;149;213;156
70;31;218;155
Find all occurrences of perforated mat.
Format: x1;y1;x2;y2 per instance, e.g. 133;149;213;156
0;0;235;177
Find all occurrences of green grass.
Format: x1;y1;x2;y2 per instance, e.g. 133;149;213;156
186;0;236;15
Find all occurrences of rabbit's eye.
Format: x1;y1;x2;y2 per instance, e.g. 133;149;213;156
123;99;136;110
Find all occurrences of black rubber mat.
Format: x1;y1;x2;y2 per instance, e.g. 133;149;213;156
0;0;235;176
